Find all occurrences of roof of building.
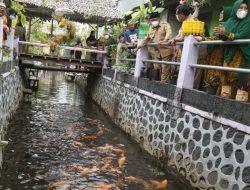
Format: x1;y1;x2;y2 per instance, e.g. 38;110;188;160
16;0;121;23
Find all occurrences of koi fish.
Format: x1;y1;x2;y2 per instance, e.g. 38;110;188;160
150;179;168;190
118;154;126;168
48;180;69;190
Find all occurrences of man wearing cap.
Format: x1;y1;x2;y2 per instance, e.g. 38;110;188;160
134;12;173;82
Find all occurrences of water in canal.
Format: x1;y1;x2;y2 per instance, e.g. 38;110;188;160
0;72;193;190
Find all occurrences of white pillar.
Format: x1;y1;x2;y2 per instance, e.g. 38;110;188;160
134;39;148;79
6;29;15;62
176;35;199;89
102;46;109;69
0;17;3;61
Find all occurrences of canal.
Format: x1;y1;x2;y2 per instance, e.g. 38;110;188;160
0;71;193;190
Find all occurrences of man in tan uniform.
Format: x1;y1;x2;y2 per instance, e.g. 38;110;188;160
134;12;173;82
168;4;207;89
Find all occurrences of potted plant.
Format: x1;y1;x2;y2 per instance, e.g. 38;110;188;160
125;0;164;39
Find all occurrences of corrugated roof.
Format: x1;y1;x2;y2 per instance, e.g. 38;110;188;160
17;0;121;19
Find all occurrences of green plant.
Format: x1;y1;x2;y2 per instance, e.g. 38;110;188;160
11;0;27;26
126;0;165;23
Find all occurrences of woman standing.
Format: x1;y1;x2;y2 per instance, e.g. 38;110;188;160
214;0;250;101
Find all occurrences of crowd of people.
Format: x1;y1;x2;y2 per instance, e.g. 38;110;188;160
117;0;250;102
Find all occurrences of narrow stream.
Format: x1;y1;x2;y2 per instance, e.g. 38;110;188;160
0;71;193;190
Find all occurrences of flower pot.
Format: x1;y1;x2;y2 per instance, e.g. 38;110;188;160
221;85;231;98
235;89;249;102
43;47;50;55
149;69;160;81
206;86;217;95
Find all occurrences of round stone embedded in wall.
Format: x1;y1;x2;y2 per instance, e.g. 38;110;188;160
182;143;187;152
164;134;170;143
149;124;153;132
153;141;157;147
155;109;160;117
243;167;250;183
192;147;201;161
185;114;190;123
207;160;213;170
171;132;175;142
149;107;154;115
235;167;240;180
188;140;195;154
154;124;158;131
175;134;180;143
145;102;150;111
235;149;244;164
193;130;202;142
202;119;210;130
177;121;184;133
224;142;233;158
227;127;236;139
165;115;171;122
142;118;148;126
159;124;164;132
215;158;222;168
149;116;153;123
233;132;245;145
219;178;229;189
221;164;234;175
232;184;239;190
179;110;185;118
159;113;164;122
175;144;181;151
212;146;220;156
213;130;223;142
183;128;190;139
165;125;169;133
159;133;163;140
151;99;156;105
207;171;218;185
148;134;153;143
193;118;200;128
246;140;250;150
202;133;211;147
203;148;210;158
212;121;220;130
154;132;158;139
170;120;177;128
196;162;203;174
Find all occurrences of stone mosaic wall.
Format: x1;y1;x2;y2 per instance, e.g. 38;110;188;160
0;67;23;136
87;76;250;190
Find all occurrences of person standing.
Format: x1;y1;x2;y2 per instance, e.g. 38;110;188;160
213;0;250;101
134;12;173;82
124;22;139;47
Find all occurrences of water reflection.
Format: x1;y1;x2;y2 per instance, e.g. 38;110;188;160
0;72;193;190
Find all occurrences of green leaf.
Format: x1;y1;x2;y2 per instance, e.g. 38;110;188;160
155;8;165;13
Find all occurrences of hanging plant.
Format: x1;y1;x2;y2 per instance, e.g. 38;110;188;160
125;0;165;24
11;0;27;26
181;0;211;7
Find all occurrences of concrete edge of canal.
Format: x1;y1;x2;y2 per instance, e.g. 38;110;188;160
75;70;250;190
0;66;24;167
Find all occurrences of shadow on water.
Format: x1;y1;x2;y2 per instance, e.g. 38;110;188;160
0;71;194;190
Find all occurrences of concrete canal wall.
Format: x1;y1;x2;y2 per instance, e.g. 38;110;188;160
79;69;250;190
0;66;23;165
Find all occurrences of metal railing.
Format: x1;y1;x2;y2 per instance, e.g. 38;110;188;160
18;41;108;54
